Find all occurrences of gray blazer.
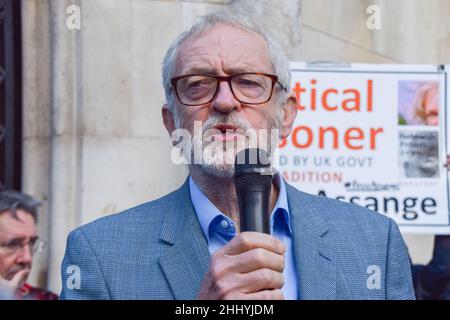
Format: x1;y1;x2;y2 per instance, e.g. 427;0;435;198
60;179;415;300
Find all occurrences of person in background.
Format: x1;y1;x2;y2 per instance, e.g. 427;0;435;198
412;155;450;299
412;236;450;299
0;190;58;300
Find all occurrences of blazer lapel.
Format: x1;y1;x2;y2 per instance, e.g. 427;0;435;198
286;184;336;300
157;179;337;300
158;179;210;300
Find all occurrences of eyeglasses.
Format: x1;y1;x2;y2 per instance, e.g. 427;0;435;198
171;73;286;106
0;237;46;256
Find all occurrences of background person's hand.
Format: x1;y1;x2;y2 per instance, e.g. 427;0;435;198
418;235;450;297
0;269;29;299
428;235;450;277
197;232;286;300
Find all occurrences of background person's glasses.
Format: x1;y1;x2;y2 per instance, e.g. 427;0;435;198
0;237;46;256
171;73;286;106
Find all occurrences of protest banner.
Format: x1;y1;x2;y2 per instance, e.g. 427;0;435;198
280;63;449;234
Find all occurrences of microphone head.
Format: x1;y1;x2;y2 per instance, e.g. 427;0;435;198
234;148;273;189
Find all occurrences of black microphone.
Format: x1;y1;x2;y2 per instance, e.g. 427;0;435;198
234;148;273;233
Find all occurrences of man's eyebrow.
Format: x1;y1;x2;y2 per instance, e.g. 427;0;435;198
2;236;38;245
4;237;26;245
177;66;214;76
225;67;260;74
178;66;262;76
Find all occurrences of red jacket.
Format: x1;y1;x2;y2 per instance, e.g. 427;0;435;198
15;283;58;300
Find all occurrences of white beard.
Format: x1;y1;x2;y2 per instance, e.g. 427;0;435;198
177;111;282;178
197;133;247;178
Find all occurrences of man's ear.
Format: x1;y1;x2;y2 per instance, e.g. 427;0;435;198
162;104;176;137
279;92;298;138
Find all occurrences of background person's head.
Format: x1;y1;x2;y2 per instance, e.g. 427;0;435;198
413;82;439;126
161;8;297;178
0;191;41;286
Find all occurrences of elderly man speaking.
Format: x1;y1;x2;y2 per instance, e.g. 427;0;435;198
61;8;414;300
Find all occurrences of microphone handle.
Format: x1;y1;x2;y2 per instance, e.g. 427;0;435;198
237;190;270;234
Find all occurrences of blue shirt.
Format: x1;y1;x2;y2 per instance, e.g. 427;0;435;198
189;174;299;300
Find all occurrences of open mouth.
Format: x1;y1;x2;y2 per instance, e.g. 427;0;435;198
213;124;239;134
210;124;242;142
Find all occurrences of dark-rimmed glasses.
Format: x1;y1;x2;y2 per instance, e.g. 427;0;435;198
0;236;45;256
171;73;286;106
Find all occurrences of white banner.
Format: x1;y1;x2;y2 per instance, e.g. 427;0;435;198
280;62;450;234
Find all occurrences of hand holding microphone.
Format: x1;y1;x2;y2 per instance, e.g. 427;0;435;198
197;232;286;300
197;149;286;300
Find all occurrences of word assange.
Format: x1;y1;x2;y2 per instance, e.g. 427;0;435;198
318;190;437;221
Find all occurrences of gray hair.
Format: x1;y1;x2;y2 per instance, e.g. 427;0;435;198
162;6;291;112
0;190;41;222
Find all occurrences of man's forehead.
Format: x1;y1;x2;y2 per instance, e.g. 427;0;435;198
175;24;272;76
0;210;36;235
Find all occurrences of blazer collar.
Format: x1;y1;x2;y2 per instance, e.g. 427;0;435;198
158;178;337;300
286;183;337;299
158;178;210;300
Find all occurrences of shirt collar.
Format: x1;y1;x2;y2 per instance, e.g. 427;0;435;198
189;173;292;245
189;177;229;245
270;173;292;234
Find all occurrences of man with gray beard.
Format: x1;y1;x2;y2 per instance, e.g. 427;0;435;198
61;7;415;300
0;191;58;300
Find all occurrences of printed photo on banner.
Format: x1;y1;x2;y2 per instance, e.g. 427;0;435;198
399;131;439;178
398;81;439;126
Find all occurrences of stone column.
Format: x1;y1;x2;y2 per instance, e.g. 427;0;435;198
231;0;303;60
22;0;83;292
21;0;52;289
46;0;84;292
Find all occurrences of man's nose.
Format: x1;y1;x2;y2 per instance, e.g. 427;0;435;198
210;81;241;113
16;245;33;264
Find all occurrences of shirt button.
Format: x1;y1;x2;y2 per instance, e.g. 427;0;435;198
220;219;230;229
